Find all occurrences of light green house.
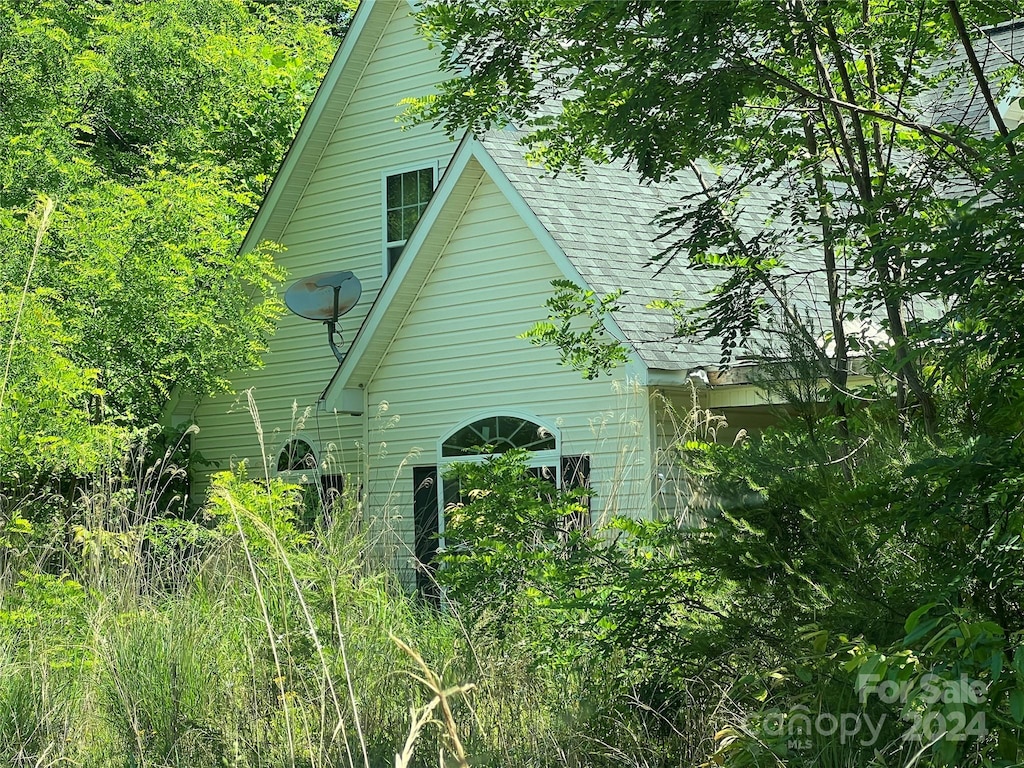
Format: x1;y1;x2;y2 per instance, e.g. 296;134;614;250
183;0;792;585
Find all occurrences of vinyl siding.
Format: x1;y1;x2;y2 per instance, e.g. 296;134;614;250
650;386;707;523
190;4;457;501
363;176;653;582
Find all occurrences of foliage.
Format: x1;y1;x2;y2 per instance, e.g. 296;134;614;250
439;449;591;614
518;279;628;380
712;607;1024;768
206;460;312;560
412;0;1024;438
0;288;123;481
438;450;727;764
429;383;1024;766
405;7;1024;763
0;0;337;200
0;0;338;501
0;198;129;491
0;460;683;768
248;0;357;36
9;179;285;425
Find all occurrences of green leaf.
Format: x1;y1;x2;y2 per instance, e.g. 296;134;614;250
1011;689;1024;724
905;616;942;646
904;602;938;634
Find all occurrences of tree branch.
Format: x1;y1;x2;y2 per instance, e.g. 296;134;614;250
747;58;982;158
947;0;1017;157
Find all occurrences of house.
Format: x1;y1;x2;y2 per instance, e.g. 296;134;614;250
179;0;1021;587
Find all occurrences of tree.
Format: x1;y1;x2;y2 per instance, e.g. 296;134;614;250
0;0;340;494
410;7;1024;764
410;0;1023;438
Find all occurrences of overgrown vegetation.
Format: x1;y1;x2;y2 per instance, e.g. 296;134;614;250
0;454;684;767
431;379;1024;766
410;1;1024;765
0;0;345;502
5;0;1024;765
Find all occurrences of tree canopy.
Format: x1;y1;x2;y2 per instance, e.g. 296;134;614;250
411;4;1024;764
0;0;348;487
411;0;1024;438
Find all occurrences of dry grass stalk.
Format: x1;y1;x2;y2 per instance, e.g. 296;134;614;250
391;634;474;768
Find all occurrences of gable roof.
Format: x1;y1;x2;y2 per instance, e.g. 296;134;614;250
240;0;402;253
301;2;1005;405
480;131;836;372
454;25;1024;375
322;123;838;415
481;132;724;371
321;134;645;410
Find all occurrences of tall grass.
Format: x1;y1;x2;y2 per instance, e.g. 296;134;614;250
0;343;744;768
0;433;694;767
0;196;53;414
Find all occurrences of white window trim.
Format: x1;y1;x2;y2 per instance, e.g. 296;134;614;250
381;159;441;277
434;410;562;545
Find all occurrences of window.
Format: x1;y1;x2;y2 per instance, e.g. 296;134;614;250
411;416;591;600
407;415;563;598
434;413;589;544
275;439;348;528
385;166;435;274
277;438;316;472
442;415;556;457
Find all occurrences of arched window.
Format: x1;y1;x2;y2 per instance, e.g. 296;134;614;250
412;414;591;599
441;415;556;457
439;414;561;531
277;438;316;473
274;438;348;529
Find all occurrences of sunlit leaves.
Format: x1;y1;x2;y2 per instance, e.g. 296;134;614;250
519;279;628;379
0;0;337;492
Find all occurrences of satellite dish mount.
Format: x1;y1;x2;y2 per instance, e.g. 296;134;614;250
284;271;362;365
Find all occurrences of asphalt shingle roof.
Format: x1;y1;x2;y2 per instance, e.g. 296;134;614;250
481;130;833;371
479;22;1024;372
925;20;1024;133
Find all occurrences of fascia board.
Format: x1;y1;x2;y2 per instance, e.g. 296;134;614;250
241;0;392;254
321;133;477;405
469;146;650;384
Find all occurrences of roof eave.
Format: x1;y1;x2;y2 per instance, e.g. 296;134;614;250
241;0;399;254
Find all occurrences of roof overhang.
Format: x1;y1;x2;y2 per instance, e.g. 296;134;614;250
240;0;402;254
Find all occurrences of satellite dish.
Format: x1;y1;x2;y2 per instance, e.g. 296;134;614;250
284;271;361;322
283;271;362;364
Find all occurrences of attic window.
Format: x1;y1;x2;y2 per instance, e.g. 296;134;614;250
277;438;316;472
385;166;435;274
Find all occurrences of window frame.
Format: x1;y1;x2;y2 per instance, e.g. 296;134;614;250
275;437;318;477
435;411;562;546
381;160;440;277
